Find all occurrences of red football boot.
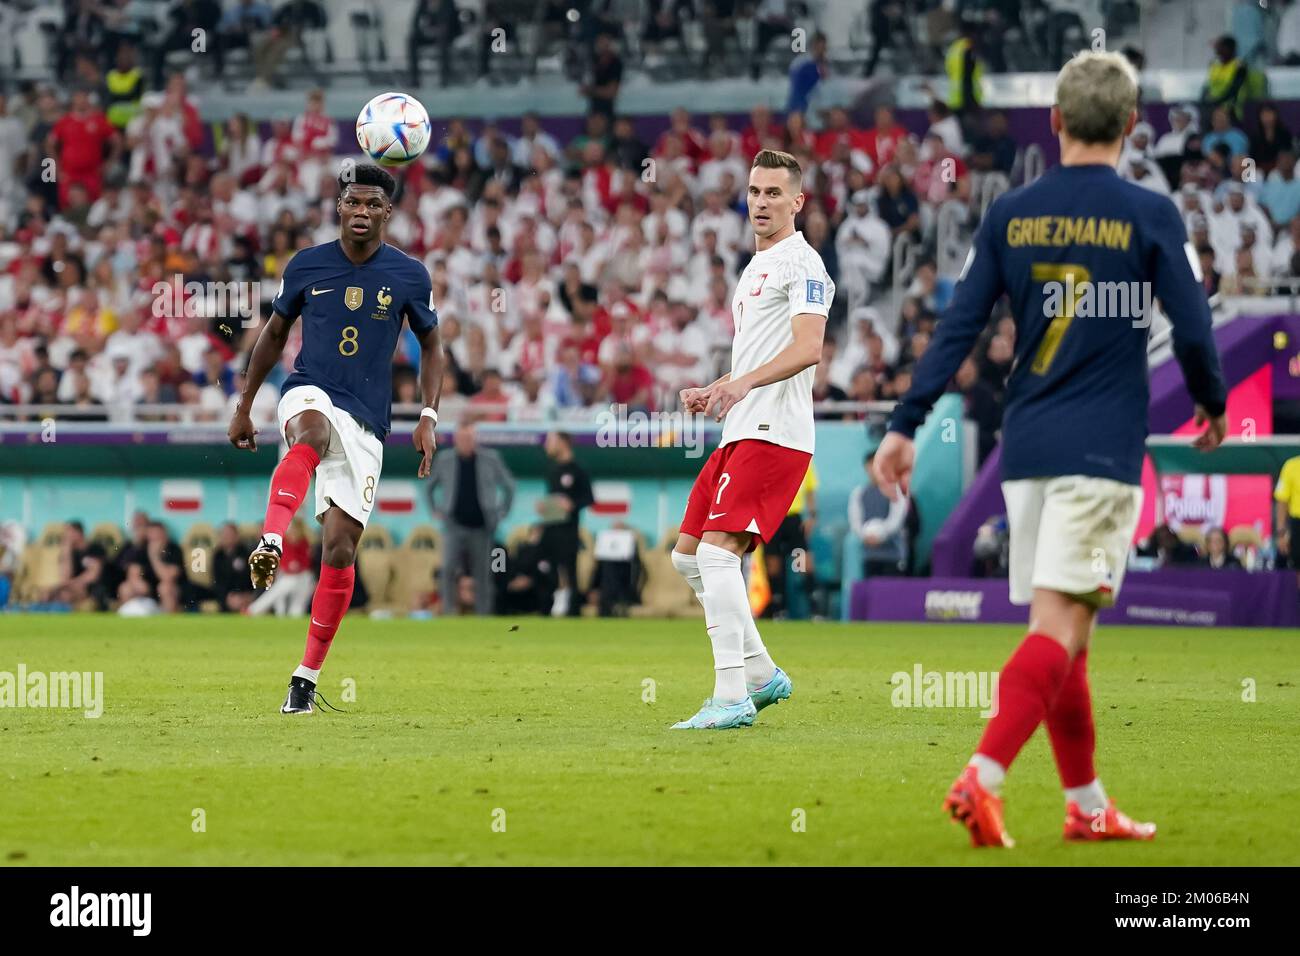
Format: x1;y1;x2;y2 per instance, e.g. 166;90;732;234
943;765;1015;848
1063;799;1156;841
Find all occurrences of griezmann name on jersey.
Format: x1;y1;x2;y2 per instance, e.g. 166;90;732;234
272;240;438;440
725;231;835;454
889;163;1227;485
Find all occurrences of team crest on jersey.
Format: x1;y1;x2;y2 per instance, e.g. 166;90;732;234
806;279;825;305
372;286;392;320
749;273;768;296
344;286;364;311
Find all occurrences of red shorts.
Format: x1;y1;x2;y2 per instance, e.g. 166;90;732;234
680;439;812;552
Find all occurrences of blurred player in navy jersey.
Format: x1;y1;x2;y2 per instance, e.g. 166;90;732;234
227;163;443;715
874;52;1228;846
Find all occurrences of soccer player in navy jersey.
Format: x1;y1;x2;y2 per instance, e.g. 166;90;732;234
873;52;1228;846
227;163;442;715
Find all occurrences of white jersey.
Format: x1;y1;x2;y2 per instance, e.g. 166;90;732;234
722;231;834;454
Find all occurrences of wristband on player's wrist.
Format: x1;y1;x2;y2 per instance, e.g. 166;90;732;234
420;407;438;426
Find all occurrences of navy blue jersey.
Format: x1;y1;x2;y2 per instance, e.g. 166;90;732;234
273;240;437;440
888;164;1227;485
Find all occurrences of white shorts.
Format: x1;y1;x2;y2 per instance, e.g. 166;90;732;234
1002;475;1143;608
277;385;384;529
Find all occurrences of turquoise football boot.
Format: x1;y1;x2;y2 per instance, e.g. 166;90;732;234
749;667;792;712
671;697;757;730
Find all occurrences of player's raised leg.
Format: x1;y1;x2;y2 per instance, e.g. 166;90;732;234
282;504;361;715
250;410;328;589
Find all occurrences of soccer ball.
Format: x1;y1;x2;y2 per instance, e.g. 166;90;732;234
355;92;432;167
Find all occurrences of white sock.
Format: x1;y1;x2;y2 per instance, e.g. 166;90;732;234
292;664;320;684
1065;778;1108;814
696;543;751;705
969;753;1006;795
263;532;283;550
673;550;776;690
550;588;570;617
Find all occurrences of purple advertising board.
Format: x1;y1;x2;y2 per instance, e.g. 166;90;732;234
851;570;1298;628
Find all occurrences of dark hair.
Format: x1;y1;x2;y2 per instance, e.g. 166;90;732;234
66;520;85;534
340;162;397;199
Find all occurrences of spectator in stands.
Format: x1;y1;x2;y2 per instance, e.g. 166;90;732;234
864;0;911;77
153;0;223;87
408;0;459;89
835;190;891;310
117;519;182;613
849;452;908;577
210;521;256;612
1249;103;1293;176
103;43;144;132
500;523;556;615
47;89;118;209
1280;0;1300;65
1259;151;1300;231
427;420;516;616
44;521;109;609
942;19;984;120
1137;524;1200;567
969;109;1017;178
582;33;624;117
592;520;642;617
786;32;828;114
954;356;1001;465
1203;36;1252;122
1202;527;1243;570
874;163;921;241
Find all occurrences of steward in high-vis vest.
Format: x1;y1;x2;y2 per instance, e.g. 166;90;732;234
945;20;984;117
104;44;144;130
1204;35;1256;122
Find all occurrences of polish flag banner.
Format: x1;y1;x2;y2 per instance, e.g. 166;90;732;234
377;480;417;514
161;479;203;513
591;481;631;516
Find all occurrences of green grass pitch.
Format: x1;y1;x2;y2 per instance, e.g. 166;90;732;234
1;615;1296;866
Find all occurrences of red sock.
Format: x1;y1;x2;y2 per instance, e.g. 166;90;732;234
301;563;354;670
263;444;320;539
1046;649;1096;788
976;633;1071;770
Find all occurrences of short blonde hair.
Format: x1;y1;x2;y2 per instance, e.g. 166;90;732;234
1055;51;1138;145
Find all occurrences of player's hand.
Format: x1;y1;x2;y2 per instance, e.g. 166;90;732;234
872;431;915;500
679;387;709;414
227;407;257;451
706;379;751;421
1192;405;1227;452
413;418;437;478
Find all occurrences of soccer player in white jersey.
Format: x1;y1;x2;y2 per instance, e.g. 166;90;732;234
669;149;835;729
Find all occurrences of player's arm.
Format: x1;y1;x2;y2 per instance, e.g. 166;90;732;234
875;206;1007;498
1151;198;1228;451
229;260;306;450
409;274;443;479
706;312;825;420
228;311;295;451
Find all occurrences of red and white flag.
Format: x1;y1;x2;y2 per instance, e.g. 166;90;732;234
377;480;417;514
590;481;631;517
161;479;203;513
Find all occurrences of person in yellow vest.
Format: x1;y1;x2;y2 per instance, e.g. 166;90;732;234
103;43;144;131
1274;454;1300;586
944;20;984;118
1204;35;1252;123
763;461;820;620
